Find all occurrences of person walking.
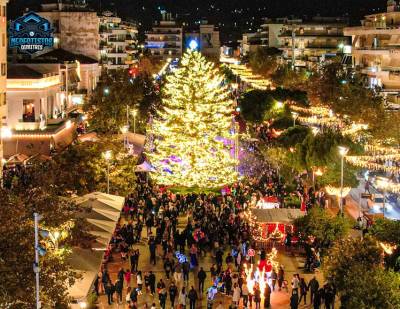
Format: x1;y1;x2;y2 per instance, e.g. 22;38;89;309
290;290;299;309
277;266;284;291
232;283;241;307
105;280;114;305
125;269;132;287
298;277;308;305
137;271;143;294
271;268;277;291
115;278;124;304
242;282;249;308
264;283;271;308
254;285;261;309
197;267;207;293
291;274;300;294
179;287;187;309
188;286;198;309
149;237;157;265
308;276;319;304
149;271;156;295
169;281;178;308
159;287;167;309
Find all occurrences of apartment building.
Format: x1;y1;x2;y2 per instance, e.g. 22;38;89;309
145;13;183;60
279;16;350;67
344;0;400;100
99;11;138;70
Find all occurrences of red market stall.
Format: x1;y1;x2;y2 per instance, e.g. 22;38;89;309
248;208;304;248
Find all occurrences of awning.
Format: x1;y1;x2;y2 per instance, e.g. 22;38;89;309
6;153;29;165
250;208;304;224
68;192;124;302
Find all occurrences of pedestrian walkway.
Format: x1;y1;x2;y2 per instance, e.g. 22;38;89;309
96;215;334;309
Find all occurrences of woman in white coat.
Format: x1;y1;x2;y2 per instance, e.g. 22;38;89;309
232;283;241;306
179;287;187;309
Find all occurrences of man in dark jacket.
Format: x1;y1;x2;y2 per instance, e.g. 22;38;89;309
308;277;320;304
104;280;114;305
149;237;157;265
188;286;198;309
198;267;207;293
115;278;123;304
169;282;178;308
149;271;156;295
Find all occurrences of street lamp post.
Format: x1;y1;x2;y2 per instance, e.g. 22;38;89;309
33;213;41;309
131;109;138;134
338;146;349;215
291;112;298;127
103;150;112;194
120;125;129;148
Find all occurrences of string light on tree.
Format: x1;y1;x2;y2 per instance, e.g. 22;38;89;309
147;50;238;188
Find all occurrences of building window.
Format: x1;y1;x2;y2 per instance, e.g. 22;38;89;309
2;6;5;17
23;99;35;122
2;33;5;47
1;63;5;76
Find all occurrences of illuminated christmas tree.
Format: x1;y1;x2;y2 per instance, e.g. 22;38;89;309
147;50;238;188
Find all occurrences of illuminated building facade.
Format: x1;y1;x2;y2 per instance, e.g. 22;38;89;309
145;13;183;59
344;1;400;104
99;11;138;70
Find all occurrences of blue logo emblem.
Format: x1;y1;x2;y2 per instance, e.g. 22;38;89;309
9;12;54;54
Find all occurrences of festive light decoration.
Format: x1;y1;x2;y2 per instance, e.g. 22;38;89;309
380;242;397;255
243;248;279;295
147;50;238;188
227;63;272;90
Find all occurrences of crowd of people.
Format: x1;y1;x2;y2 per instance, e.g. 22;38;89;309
92;167;334;309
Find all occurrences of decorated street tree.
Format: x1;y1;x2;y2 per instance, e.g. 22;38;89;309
147;50;237;188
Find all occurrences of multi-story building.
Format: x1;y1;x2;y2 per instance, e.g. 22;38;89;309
240;31;264;55
0;0;7;163
3;65;76;156
99;11;138;70
39;2;100;60
279;16;350;67
145;13;183;59
185;22;220;60
344;0;400;102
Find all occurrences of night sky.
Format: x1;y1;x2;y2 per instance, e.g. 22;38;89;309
8;0;388;42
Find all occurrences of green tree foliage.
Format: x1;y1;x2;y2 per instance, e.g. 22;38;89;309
277;126;310;148
84;70;159;134
220;64;237;83
272;65;310;90
307;60;384;128
324;237;400;309
0;183;79;307
239;88;307;123
239;90;275;123
50;137;137;196
293;207;350;252
369;218;400;270
299;129;361;187
248;47;282;77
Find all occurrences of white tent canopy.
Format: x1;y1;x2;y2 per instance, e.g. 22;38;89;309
135;161;156;173
250;208;304;224
68;192;124;304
